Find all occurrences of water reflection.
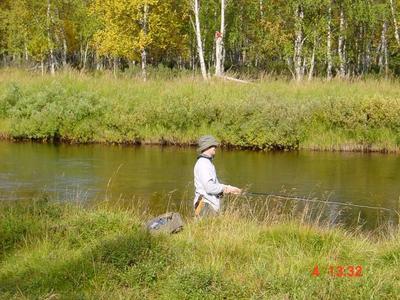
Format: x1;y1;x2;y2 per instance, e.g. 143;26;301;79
0;141;398;229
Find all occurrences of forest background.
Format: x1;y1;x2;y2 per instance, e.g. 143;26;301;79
1;0;400;81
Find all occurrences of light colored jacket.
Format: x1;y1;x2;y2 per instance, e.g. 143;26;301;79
193;156;226;211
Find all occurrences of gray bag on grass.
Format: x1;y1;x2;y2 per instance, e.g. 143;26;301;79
146;212;184;235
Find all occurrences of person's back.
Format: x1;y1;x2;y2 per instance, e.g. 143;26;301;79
194;155;224;213
193;135;241;217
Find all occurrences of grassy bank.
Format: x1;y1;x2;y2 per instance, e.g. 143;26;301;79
0;198;399;299
1;69;400;151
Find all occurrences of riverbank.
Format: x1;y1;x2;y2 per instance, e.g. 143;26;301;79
1;69;400;152
0;198;399;299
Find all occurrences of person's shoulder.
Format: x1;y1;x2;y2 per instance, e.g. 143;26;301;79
195;157;213;167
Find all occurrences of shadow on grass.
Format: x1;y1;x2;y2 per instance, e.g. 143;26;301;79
0;227;171;298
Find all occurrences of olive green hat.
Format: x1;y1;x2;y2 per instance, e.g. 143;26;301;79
197;135;219;154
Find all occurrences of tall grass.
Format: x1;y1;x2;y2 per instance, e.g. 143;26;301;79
0;197;400;299
1;69;400;151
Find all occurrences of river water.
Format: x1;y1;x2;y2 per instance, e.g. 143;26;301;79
0;141;398;229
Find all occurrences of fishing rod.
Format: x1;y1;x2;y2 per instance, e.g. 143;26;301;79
245;191;396;213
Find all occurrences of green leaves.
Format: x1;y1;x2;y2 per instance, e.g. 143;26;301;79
0;0;399;76
6;83;105;141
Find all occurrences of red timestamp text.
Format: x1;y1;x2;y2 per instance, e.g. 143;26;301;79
311;265;363;277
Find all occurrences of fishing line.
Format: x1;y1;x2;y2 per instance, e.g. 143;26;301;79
246;191;396;213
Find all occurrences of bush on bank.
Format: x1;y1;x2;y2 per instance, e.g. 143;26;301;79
0;199;399;299
1;71;400;151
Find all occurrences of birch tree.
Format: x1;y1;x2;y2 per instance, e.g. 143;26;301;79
192;0;208;80
390;0;400;47
326;1;332;80
338;2;346;78
379;20;389;77
141;3;148;81
308;32;317;81
294;4;304;81
47;0;56;75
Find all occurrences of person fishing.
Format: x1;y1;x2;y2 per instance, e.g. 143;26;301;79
193;135;394;219
193;135;242;217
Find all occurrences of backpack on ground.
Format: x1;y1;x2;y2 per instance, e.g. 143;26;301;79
146;212;184;235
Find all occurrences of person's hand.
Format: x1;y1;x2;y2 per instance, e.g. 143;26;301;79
231;187;242;195
224;185;242;195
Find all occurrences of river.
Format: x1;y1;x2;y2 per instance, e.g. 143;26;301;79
0;141;398;229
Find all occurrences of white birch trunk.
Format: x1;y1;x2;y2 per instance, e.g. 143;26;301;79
47;0;55;75
82;42;89;71
215;0;225;77
141;3;148;81
193;0;208;80
366;42;371;71
294;5;304;82
390;0;400;47
338;5;345;78
343;43;348;78
141;49;147;81
62;37;67;68
327;4;332;80
379;21;389;77
308;34;316;81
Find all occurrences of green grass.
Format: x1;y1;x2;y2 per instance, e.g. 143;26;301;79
0;197;400;299
1;68;400;151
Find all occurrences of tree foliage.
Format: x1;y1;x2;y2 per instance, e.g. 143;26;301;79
1;0;400;78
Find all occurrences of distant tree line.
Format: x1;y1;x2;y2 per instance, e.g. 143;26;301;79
1;0;400;80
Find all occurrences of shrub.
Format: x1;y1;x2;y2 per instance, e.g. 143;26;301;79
1;74;400;151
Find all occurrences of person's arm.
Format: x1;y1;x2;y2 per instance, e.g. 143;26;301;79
215;172;241;195
197;161;242;195
223;185;242;195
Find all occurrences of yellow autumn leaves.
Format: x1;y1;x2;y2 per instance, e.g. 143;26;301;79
90;0;189;62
